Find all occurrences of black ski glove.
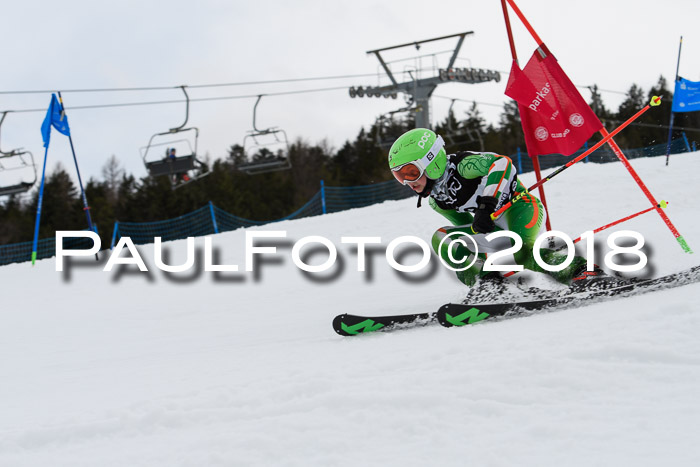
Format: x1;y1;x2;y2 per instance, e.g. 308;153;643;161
471;195;498;234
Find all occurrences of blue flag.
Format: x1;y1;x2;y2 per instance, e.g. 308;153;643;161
672;77;700;113
41;94;71;148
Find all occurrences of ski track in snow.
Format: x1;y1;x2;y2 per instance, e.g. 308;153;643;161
1;153;700;467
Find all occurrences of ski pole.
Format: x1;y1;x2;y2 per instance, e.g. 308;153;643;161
492;96;662;221
502;201;668;278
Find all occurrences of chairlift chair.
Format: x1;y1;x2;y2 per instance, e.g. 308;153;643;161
441;99;484;152
374;114;395;150
374;101;418;150
239;95;292;175
140;86;209;189
0;150;37;197
0;112;37;196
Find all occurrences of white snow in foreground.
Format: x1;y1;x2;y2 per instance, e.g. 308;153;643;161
1;153;700;467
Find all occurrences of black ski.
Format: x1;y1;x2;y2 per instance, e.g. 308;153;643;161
438;265;700;328
332;265;700;336
437;300;553;327
332;312;435;336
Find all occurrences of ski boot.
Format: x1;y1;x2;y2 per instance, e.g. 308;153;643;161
463;271;529;304
570;264;628;293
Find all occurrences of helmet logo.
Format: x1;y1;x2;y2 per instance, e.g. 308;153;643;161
417;131;431;149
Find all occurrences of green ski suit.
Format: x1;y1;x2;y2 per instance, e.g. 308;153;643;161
427;151;584;286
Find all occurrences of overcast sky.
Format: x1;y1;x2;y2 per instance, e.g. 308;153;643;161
1;0;699;189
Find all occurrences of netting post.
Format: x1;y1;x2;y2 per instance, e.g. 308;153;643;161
209;201;219;234
682;132;691;152
516;147;523;174
320;180;327;214
110;221;119;250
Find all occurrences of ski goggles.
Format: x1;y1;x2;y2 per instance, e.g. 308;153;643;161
391;135;445;185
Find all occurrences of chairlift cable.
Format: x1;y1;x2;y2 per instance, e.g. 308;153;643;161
433;95;505;108
0;75;636;117
2;86;351;114
0;73;388;95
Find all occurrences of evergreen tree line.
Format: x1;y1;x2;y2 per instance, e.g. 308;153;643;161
1;76;697;248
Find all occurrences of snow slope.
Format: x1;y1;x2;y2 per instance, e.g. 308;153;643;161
1;153;700;467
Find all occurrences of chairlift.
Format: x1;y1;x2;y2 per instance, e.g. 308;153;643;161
0;111;37;197
442;99;484;152
239;95;292;175
141;86;209;189
374;101;418;149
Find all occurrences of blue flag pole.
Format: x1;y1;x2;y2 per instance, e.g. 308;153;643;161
31;145;51;265
665;36;683;166
56;93;94;231
57;92;98;261
32;93;98;265
31;94;61;266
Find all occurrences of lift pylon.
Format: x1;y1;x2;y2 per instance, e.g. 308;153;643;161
350;31;501;130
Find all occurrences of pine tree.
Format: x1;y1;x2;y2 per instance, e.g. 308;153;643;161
615;84;647;148
640;75;673;147
101;154;124;206
587;84;612;123
29;164;84;239
497;100;526;155
434;101;484;152
464;102;487;152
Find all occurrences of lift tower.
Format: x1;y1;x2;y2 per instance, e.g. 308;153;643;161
349;31;501;129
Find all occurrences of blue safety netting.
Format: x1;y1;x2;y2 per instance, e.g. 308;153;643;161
0;231;97;266
112;182;411;247
324;180;414;214
512;138;691;174
213;191;325;233
1;137;695;266
113;205;215;245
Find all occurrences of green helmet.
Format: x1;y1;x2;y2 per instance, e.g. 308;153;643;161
388;128;447;181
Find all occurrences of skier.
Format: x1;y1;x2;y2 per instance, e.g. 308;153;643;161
165;148;190;184
388;128;603;288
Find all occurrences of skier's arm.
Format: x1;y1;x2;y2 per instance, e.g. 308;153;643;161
457;153;516;202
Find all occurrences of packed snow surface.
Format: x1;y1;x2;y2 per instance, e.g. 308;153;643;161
2;153;700;466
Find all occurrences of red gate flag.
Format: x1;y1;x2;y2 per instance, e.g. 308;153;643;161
505;45;602;157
